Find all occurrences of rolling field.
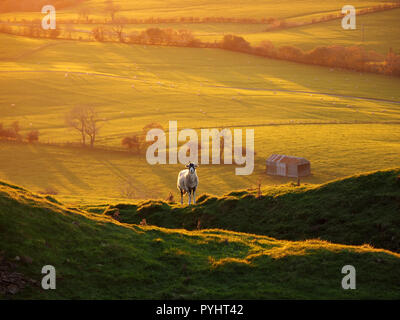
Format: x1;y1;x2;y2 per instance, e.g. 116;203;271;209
45;7;400;54
243;7;400;53
1;0;400;301
0;33;400;203
1;123;399;204
0;0;393;21
2;2;399;56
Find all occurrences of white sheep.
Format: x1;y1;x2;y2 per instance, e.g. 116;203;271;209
177;163;199;205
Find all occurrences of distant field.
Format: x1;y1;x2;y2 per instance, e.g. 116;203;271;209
243;8;400;54
97;7;399;54
0;0;393;21
1;4;399;59
1;34;400;203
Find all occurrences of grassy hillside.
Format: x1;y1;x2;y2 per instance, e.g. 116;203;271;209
1;175;400;299
87;168;400;253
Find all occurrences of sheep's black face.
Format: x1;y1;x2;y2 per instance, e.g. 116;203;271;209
186;163;197;174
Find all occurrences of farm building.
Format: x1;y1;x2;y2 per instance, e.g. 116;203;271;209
266;154;311;178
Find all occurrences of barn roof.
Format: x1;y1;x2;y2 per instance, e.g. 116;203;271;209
266;154;310;165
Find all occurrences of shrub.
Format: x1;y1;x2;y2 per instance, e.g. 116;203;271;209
221;35;251;52
26;130;39;143
166;192;175;203
143;122;164;134
0;121;22;141
38;187;58;196
122;134;144;154
92;26;105;41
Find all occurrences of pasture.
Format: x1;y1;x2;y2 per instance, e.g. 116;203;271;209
0;33;399;204
2;2;399;57
243;8;400;54
46;7;400;55
0;0;393;21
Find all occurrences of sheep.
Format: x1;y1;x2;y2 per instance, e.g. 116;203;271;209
177;162;199;205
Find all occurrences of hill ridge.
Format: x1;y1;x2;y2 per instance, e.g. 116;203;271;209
92;168;400;253
1;169;400;298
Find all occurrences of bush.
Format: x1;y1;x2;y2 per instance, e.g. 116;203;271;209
92;26;105;41
26;130;39;143
143;122;164;134
166;192;175;203
122;134;144;154
221;35;251;52
0;121;22;141
38;187;58;196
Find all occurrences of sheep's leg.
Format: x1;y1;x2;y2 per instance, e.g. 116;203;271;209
180;189;183;205
188;191;192;205
193;188;196;204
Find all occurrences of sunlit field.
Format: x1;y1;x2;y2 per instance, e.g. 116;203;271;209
0;33;399;203
0;0;392;21
31;7;399;54
243;8;400;53
0;123;399;204
1;0;400;301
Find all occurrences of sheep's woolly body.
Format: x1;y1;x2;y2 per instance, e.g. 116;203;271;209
177;169;198;193
177;166;199;205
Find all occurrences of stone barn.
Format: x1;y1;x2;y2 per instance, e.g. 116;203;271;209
266;154;311;178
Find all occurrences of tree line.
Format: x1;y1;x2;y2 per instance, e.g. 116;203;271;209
1;19;399;77
0;0;84;13
221;35;400;77
2;20;399;77
3;1;399;29
265;3;400;31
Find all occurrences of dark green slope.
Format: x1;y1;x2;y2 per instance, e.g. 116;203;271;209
1;172;400;299
97;168;400;252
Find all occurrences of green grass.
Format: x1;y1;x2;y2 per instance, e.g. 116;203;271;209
92;168;400;253
1;172;400;299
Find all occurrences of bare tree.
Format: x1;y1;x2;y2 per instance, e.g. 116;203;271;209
105;0;120;23
65;24;74;39
78;7;91;22
112;24;125;42
66;105;101;147
85;108;101;147
92;26;105;41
